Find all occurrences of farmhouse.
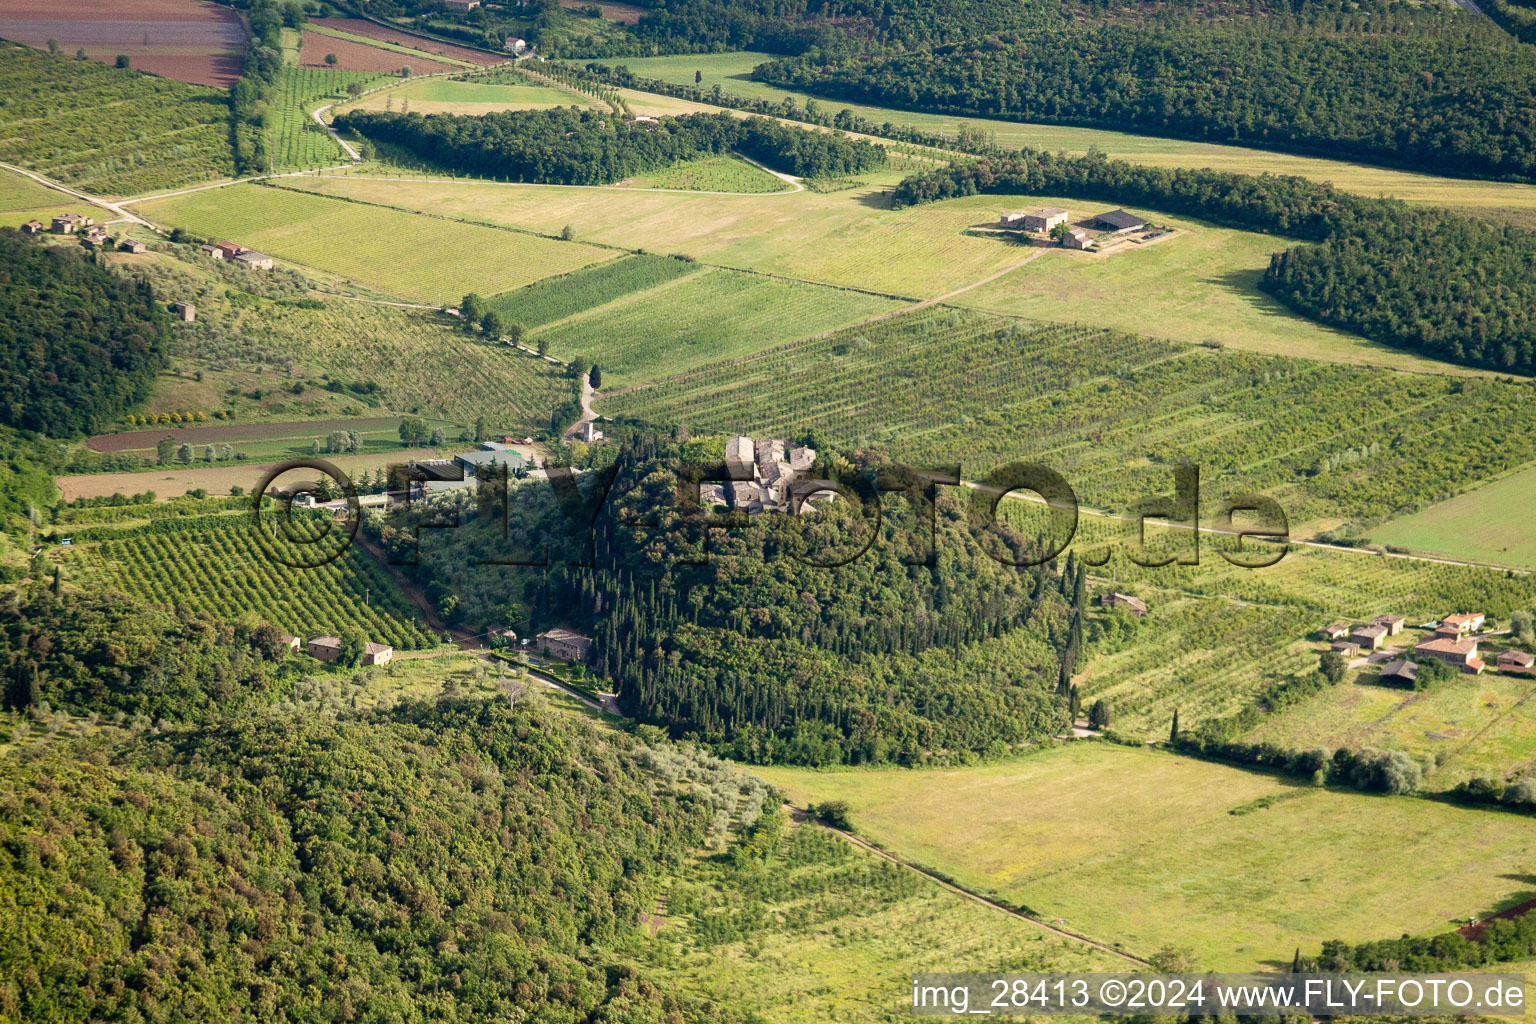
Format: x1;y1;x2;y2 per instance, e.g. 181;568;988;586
505;37;528;54
1371;613;1406;636
1001;207;1069;232
1319;622;1352;641
1498;650;1536;674
1441;611;1485;636
172;301;196;322
536;628;592;661
1331;640;1361;658
79;233;109;250
445;0;479;9
308;636;343;662
1414;635;1485;673
698;482;729;508
21;220;43;234
234;250;274;270
1062;227;1093;250
213;241;243;259
1379;659;1418;685
1094;209;1146;233
120;239;148;254
200;243;224;259
1350;623;1389;650
575;420;604;443
362;642;393;667
1100;592;1148;618
52;213;92;233
279;634;302;652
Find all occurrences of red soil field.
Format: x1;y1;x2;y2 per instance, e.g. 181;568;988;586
314;17;506;65
298;30;454;74
0;0;246;86
86;417;409;453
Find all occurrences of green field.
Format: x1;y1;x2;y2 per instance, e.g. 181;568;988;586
485;252;701;327
604;308;1536;529
532;267;905;385
755;742;1536;971
1248;670;1536;791
1370;462;1536;569
269;67;384;170
610;52;1536;228
626;154;789;193
0;42;236;197
285;174;1042;298
640;821;1121;1022
67;512;435;649
134;184;617;302
335;76;596;116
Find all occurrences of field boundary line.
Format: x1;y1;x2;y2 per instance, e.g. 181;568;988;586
792;805;1149;965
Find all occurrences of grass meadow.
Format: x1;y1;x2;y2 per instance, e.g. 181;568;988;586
1369;462;1536;569
753;742;1536;971
135;184;617;302
530;267;905;384
609;52;1536;228
333;76;597;116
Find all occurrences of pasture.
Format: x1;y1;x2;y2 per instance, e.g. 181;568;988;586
135;184;617;301
532;267;905;385
643;822;1121;1022
65;511;435;648
287;175;1054;298
754;742;1536;970
611;52;1536;228
1247;672;1536;791
1369;462;1536;569
0;41;236;195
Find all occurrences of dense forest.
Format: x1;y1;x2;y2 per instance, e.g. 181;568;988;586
0;230;170;437
755;23;1536;180
334;106;885;183
376;433;1077;764
889;153;1536;374
0;683;756;1022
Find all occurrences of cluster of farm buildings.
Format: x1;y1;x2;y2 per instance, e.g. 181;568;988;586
1321;611;1535;681
25;213;149;253
199;239;274;270
697;436;836;514
273;633;395;666
998;207;1151;250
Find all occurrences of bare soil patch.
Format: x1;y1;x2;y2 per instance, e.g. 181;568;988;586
0;0;247;86
298;30;454;74
314;18;505;64
556;0;645;24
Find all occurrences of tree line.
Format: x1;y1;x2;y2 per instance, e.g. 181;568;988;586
888;151;1536;375
754;19;1536;181
333;106;885;184
0;230;170;437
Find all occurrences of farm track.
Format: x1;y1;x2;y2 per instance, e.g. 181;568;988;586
791;805;1149;966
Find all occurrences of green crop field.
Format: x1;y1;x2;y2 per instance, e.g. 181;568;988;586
0;42;236;197
0;167;69;212
609;52;1536;229
640;821;1121;1022
66;512;435;649
755;742;1536;971
532;267;905;385
1247;671;1536;792
604;308;1536;529
1369;462;1536;569
269;68;384;170
626;154;789;193
134;184;617;302
335;76;597;116
485;252;701;327
216;300;571;429
284;175;1048;298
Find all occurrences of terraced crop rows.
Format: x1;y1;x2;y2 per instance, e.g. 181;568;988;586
73;515;434;649
486;253;701;329
269;67;383;169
